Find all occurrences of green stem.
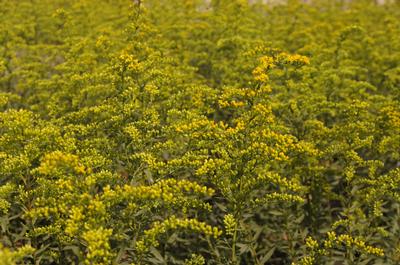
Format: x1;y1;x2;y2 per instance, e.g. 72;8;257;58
231;219;238;264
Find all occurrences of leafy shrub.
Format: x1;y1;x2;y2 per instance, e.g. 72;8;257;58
0;0;399;264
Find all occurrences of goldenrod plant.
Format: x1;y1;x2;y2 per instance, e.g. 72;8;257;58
0;0;399;264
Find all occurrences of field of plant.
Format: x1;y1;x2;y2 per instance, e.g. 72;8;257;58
0;0;399;264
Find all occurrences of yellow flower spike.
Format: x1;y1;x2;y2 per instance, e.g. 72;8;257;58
305;237;319;250
223;214;236;236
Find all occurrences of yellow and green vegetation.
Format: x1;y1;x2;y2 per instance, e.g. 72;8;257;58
0;0;399;264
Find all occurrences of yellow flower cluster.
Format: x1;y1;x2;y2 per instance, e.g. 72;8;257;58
253;192;304;205
122;179;214;201
252;103;273;117
0;153;31;179
223;214;236;236
331;233;385;257
28;224;63;239
252;66;269;82
118;52;143;73
359;168;400;209
253;128;297;148
124;124;141;140
82;227;113;265
225;120;246;134
97;179;215;216
65;206;84;235
0;183;14;214
305;237;319;249
195;158;226;176
55;178;74;191
218;87;258;108
249;142;289;161
241;172;303;193
184;254;206;265
37;151;87;175
294;256;315;265
244;45;280;57
26;205;54;219
175;118;218;134
296;231;384;265
132;152;165;171
252;52;310;83
0;243;35;265
137;216;222;252
381;106;400;128
278;52;310;66
294;141;320;157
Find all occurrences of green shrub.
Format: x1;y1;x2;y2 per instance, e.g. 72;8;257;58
0;0;399;264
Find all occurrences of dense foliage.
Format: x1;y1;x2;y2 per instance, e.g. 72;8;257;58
0;0;399;264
